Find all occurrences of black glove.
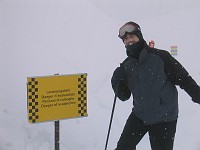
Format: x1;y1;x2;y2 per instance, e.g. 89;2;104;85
191;87;200;104
111;67;131;101
111;67;125;91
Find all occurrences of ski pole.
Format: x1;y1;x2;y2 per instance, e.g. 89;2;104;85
105;94;117;150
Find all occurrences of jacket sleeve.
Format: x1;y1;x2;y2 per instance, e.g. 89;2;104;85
111;67;131;101
160;50;200;104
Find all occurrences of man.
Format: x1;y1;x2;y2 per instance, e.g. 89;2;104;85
111;21;200;150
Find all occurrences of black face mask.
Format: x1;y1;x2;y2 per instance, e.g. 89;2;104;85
126;39;145;59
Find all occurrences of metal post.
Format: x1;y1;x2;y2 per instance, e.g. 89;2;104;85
55;120;60;150
54;74;60;150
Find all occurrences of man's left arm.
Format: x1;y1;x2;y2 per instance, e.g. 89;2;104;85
161;50;200;104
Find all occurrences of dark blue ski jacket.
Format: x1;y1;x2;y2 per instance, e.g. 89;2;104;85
111;44;200;124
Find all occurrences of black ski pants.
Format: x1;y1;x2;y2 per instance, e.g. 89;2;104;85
115;112;177;150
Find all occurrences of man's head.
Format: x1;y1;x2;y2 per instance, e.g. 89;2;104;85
118;21;143;42
118;22;145;58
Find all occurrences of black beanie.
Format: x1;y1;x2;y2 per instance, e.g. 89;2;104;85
122;21;143;40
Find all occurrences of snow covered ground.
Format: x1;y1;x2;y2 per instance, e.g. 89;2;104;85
1;0;200;149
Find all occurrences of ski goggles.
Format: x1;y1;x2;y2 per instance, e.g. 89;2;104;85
118;24;140;39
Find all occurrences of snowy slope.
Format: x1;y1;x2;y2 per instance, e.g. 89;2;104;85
0;0;200;150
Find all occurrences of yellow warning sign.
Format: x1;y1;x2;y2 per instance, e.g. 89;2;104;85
27;73;87;123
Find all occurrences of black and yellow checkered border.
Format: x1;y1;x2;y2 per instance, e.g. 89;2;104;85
27;78;39;123
77;74;87;117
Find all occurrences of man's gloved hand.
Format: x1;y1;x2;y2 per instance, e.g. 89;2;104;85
191;87;200;104
111;67;125;91
111;66;131;101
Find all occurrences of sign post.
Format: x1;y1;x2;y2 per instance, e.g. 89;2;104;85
54;74;60;150
55;120;59;150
